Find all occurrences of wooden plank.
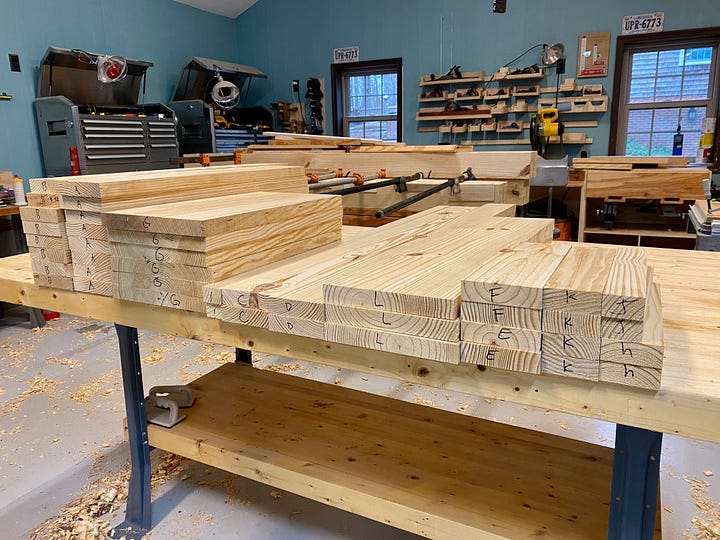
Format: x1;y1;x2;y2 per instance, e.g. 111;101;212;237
460;301;542;331
265;131;392;145
461;242;570;309
72;277;112;296
599;317;643;341
599;362;661;391
65;222;108;240
109;217;341;267
19;206;64;224
113;271;207;298
70;251;111;268
114;283;206;312
541;310;601;338
269;314;325;339
571;163;634;171
542;334;601;360
349;145;470;153
31;164;308;202
111;229;342;283
68;237;111;255
103;192;342;237
25;192;61;207
24;234;69;250
20;221;66;237
584;168;707;199
205;305;269;328
30;258;73;278
28;245;72;264
460;342;541;373
240;149;536;180
541;354;599;382
325;304;460;342
573;156;688;167
320;219;553;320
64;210;103;225
32;273;74;290
460;321;542;352
73;263;112;282
325;322;460;364
602;249;651;321
147;363;613;540
543;244;617;314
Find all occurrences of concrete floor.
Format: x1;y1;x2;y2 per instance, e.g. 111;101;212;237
0;306;718;539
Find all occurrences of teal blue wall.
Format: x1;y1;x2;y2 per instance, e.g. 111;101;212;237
0;0;237;184
236;0;720;156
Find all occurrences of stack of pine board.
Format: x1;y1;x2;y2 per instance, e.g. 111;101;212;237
460;243;663;390
26;165;308;295
572;156;689;170
20;192;73;290
104;192;343;313
320;219;553;364
203;204;518;336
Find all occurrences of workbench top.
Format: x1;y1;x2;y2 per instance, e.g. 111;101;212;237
1;248;719;443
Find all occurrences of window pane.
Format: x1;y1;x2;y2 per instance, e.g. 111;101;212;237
682;73;710;99
650;132;674;156
348;122;365;138
631;51;657;78
626;133;651;156
382;73;397;93
363;121;382;139
365;95;383;116
652;108;680;133
657;49;684;77
383;93;398;115
654;76;682;102
629;77;655;103
367;75;383;96
349;96;365;117
682;106;706;132
349;76;365;98
381;121;397;142
627;109;653;133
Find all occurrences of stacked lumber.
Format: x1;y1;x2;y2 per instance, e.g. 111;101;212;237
460;243;664;390
20;192;73;290
572;156;689;170
104;192;343;313
203;205;519;337
25;165;308;294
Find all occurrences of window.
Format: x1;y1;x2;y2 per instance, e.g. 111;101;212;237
610;28;720;162
331;58;402;142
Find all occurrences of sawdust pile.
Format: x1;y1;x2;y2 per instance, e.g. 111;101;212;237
1;376;59;415
142;345;169;366
684;475;720;539
178;343;234;382
261;362;301;373
69;370;120;404
46;356;84;369
29;451;186;540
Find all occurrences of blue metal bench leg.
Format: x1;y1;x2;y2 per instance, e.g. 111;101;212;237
608;424;663;539
113;324;152;539
235;347;252;365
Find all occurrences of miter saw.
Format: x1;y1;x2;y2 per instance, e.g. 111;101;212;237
529;108;564;159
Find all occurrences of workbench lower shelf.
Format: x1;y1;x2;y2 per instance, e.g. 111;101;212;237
148;362;615;539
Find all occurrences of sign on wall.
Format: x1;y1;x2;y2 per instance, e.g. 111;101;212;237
622;12;665;35
333;46;360;64
577;32;611;78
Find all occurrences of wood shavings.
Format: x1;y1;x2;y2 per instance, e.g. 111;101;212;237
1;376;59;415
46;356;83;369
270;490;283;499
456;403;470;412
683;475;720;539
69;370;120;404
142;346;168;365
191;511;214;526
261;362;301;373
414;396;435;407
560;423;571;431
334;377;342;385
29;451;185;540
703;470;714;477
178;343;235;382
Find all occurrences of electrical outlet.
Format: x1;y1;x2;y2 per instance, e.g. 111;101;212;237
492;0;507;13
8;54;20;72
292;80;300;93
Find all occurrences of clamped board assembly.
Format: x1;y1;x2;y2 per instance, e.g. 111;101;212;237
308;169;387;190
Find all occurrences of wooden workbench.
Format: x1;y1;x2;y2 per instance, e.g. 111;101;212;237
1;247;718;538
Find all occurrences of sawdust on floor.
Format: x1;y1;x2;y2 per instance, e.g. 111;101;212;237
684;475;720;539
69;370;121;404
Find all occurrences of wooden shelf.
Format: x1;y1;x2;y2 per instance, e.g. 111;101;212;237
416;113;492;121
148;362;614;540
419;74;486;87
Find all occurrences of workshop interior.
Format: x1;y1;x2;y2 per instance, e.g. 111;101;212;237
0;1;719;539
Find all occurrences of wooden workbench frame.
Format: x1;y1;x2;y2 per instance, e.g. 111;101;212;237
3;250;719;537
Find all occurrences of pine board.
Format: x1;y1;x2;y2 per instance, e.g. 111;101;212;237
460;342;541;373
240;150;536;179
113;271;207;298
598;362;661;390
541;354;600;382
602;249;651;321
460;301;542;331
321;219;553;320
114;284;206;312
541;310;601;337
19;206;65;224
73;263;112;282
64;210;103;226
71;251;111;268
599;317;643;341
573;156;688;167
21;221;66;237
460;321;542;352
65;222;108;240
32;273;74;290
30;259;73;278
72;277;112;296
206;305;269;328
543;244;617;314
25;192;61;208
542;334;601;360
31;164;308;202
325;304;460;342
28;246;72;264
325;322;460;364
24;234;69;250
461;242;571;309
68;237;111;256
269;314;325;339
103;192;342;237
584;168;707;199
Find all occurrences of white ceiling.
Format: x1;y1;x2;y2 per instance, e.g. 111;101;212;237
173;0;260;18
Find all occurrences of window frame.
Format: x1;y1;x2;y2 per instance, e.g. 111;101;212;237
609;27;720;169
331;58;403;142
